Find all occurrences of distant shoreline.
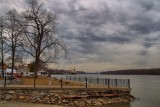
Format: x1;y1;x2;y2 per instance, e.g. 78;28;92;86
101;68;160;75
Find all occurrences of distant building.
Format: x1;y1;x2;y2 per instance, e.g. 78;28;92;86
17;66;33;77
38;70;48;76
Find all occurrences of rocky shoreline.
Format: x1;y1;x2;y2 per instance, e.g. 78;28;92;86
0;90;135;106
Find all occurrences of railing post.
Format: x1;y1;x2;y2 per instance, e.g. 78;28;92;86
4;76;6;87
128;79;130;88
115;79;118;87
85;77;88;88
97;77;99;84
61;78;63;88
108;79;110;88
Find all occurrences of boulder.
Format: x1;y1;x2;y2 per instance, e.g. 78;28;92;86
19;96;25;100
8;91;15;94
5;94;13;100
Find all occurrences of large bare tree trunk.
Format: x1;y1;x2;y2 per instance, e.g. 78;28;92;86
11;34;15;79
21;0;67;87
0;25;4;78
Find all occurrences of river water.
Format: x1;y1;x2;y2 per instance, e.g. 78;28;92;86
0;74;160;107
53;74;160;107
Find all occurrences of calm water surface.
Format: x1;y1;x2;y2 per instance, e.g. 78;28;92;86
54;74;160;107
0;74;160;107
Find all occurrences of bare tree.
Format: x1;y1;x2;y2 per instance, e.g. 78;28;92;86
5;55;24;69
0;17;5;78
4;9;23;79
0;17;10;87
21;0;66;87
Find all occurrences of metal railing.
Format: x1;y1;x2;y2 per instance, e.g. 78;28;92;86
66;76;130;88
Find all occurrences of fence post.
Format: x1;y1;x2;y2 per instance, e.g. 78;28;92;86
108;79;110;88
115;79;118;87
61;78;63;88
97;77;99;84
85;77;88;88
4;76;6;87
128;79;130;88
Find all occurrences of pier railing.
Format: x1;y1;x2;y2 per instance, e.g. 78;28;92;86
66;76;130;88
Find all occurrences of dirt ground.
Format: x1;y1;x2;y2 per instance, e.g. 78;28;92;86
0;76;106;88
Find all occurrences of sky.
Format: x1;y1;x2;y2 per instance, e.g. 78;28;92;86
0;0;160;72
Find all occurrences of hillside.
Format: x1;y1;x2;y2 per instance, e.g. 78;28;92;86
101;68;160;75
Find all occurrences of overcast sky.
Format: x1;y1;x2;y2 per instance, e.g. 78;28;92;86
1;0;160;72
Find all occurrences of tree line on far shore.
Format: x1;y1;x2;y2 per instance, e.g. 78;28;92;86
101;68;160;75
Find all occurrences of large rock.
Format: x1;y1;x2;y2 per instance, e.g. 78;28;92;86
73;101;79;105
8;91;15;94
85;100;92;105
81;92;88;95
62;99;69;103
5;94;13;100
19;96;25;100
94;100;102;106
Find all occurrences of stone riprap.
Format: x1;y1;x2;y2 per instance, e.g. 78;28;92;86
0;90;135;106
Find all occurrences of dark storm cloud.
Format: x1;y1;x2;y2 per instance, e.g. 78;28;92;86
51;0;160;64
